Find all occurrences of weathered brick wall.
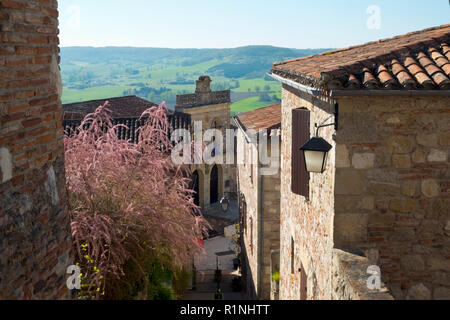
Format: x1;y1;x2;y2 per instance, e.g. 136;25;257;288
0;0;74;299
334;95;450;300
279;85;336;300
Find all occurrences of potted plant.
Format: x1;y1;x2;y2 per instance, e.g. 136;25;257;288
272;271;280;292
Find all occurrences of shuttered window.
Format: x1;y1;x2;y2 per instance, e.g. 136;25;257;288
291;108;310;197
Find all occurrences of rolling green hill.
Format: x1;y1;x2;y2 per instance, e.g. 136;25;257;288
60;46;332;111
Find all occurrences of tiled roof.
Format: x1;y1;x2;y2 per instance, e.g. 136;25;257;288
236;104;281;132
62;96;158;120
272;24;450;91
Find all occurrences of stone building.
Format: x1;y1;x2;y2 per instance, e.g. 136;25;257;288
0;0;74;299
233;104;282;300
176;76;235;209
62;95;192;142
270;24;450;300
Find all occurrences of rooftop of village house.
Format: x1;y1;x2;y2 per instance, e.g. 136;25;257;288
235;103;281;132
271;24;450;91
62;95;159;120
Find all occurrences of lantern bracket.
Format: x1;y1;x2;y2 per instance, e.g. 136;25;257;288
314;103;339;136
315;118;336;137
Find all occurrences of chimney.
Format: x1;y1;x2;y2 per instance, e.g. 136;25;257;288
196;75;212;93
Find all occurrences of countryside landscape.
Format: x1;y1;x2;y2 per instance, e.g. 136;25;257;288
60;46;331;114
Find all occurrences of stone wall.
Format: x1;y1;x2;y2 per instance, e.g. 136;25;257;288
0;0;74;299
176;76;230;109
334;95;450;300
279;85;336;300
331;249;393;300
261;162;280;300
180;101;234;209
237;130;259;298
176;91;230;109
237;129;281;300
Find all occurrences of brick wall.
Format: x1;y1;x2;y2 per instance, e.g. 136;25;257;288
0;0;74;299
334;95;450;300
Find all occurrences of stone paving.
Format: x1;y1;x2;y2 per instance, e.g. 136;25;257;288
183;201;245;300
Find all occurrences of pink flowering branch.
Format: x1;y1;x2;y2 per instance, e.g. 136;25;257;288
65;102;210;298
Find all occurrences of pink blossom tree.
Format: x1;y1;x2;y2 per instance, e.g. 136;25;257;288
64;102;209;298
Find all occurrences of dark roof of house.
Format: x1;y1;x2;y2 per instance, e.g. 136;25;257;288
271;24;450;91
62;96;158;120
236;104;281;132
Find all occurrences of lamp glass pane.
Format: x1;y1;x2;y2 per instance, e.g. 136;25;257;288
304;150;326;173
322;152;329;172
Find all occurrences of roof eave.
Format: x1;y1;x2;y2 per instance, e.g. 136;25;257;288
330;89;450;97
267;72;324;97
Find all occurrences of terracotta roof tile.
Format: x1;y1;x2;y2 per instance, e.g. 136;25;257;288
428;47;450;76
377;65;396;89
272;24;450;91
347;74;361;89
62;95;158;120
236;104;281;132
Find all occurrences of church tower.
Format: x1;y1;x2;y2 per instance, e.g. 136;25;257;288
175;76;234;210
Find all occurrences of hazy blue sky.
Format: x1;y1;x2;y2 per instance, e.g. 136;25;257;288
59;0;449;49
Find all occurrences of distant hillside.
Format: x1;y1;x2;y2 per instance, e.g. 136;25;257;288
61;46;329;67
60;46;332;108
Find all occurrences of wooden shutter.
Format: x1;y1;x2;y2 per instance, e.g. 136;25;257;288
291;108;310;196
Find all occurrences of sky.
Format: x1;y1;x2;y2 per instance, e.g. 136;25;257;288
59;0;449;49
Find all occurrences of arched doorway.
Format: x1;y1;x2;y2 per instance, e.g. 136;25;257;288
210;165;219;204
192;171;200;206
191;169;204;208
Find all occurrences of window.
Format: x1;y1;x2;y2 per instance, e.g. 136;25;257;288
291;108;310;197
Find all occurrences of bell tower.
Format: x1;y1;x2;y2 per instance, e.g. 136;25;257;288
195;75;212;94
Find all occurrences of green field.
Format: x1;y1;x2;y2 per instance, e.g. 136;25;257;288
60;46;329;107
62;86;131;103
231;96;280;116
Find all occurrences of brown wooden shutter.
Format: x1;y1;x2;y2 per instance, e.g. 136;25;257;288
291;108;310;196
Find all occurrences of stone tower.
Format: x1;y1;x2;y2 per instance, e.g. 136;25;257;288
175;76;235;209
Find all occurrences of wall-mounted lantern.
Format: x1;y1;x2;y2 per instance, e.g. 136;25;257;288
300;112;336;174
300;137;332;173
